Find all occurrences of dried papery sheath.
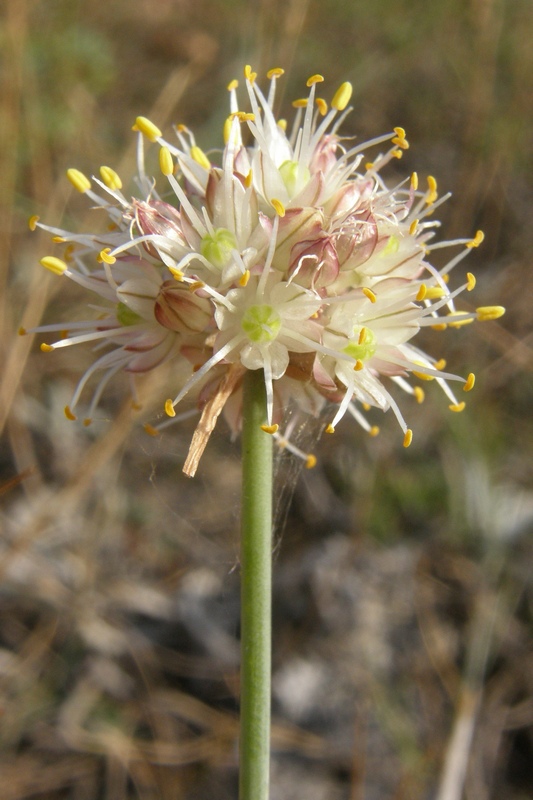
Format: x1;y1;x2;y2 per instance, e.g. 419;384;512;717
26;67;504;473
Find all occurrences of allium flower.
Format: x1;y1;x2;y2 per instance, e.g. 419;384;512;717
25;67;505;474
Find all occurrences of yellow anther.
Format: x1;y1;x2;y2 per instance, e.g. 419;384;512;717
40;343;55;352
98;248;116;264
466;272;476;291
18;327;27;336
64;244;75;262
463;372;475;392
392;149;403;159
362;287;377;303
412;369;435;381
169;267;184;281
358;327;368;344
331;81;353;111
131;401;142;411
99;166;122;191
190;145;211;170
230;111;255;123
227;78;239;91
261;424;279;434
28;215;40;231
64;406;77;420
83;418;92;427
278;119;287;131
353;359;364;371
305;454;317;469
369;426;380;437
66;168;91;193
245;170;253;188
393;126;406;139
271;198;286;217
306;73;324;87
165;399;176;418
188;281;205;292
409;218;419;236
431;323;448;331
447;312;474;327
315;98;328;116
325;424;335;434
244;65;257;83
425;286;446;299
292;98;308;108
40;256;68;275
466;230;484;248
410;172;418;191
267;67;285;79
239;269;250;287
362;403;371;411
449;402;466;413
426;175;438;204
133;116;162;142
365;162;374;171
159;146;174;176
403;429;413;448
144;423;160;437
434;358;447;370
392;127;409;149
476;305;505;321
52;236;66;243
223;117;232;144
413;386;425;404
416;284;427;302
176;124;188;133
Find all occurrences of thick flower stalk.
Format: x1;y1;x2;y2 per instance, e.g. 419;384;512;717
25;66;504;467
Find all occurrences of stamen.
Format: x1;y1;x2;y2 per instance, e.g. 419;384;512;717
99;166;122;190
291;98;308;108
353;359;364;371
239;270;250;286
64;406;77;421
305;454;317;469
98;248;116;264
315;98;328;116
266;67;284;79
449;402;466;412
28;215;39;231
425;175;438;205
392;126;409;150
463;372;475;392
40;256;68;275
227;79;239;91
403;429;413;447
165;399;176;417
133;116;162;142
306;74;324;87
331;81;353;111
261;424;279;434
410;172;418;191
40;343;54;352
476;305;505;321
271;198;286;217
409;218;419;236
416;284;427;301
466;230;484;248
362;287;377;303
244;64;257;83
190;145;211;170
466;272;476;291
144;423;160;437
67;169;91;193
413;386;425;404
159;146;174;176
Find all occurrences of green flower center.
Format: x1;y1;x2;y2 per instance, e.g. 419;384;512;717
343;327;377;361
200;228;237;269
279;160;311;198
241;304;282;343
116;302;143;326
380;235;400;256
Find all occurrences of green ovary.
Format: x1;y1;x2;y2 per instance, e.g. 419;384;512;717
241;304;282;343
381;235;400;256
200;228;237;269
343;328;377;361
117;302;143;326
279;160;311;198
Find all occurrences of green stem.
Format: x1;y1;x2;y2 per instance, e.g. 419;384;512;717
239;368;273;800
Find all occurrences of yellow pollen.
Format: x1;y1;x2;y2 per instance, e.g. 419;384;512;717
83;418;92;427
292;98;308;108
392;127;409;149
28;215;40;231
353;359;364;371
188;281;205;292
40;343;54;352
466;272;476;291
133;116;162;142
362;287;377;303
358;327;368;344
392;149;403;159
466;230;485;248
306;73;324;87
315;98;328;116
412;368;435;381
403;429;413;448
410;172;418;191
369;426;380;437
271;198;286;217
261;424;279;434
159;146;174;176
190;145;210;170
409;219;419;236
99;166;122;191
449;402;466;412
325;424;335;434
64;406;77;421
66;168;91;193
362;403;371;411
165;399;176;418
18;327;27;336
463;372;475;392
416;284;427;302
434;358;447;370
267;67;285;79
244;65;257;83
245;169;253;188
52;236;66;243
144;423;160;437
365;162;374;170
169;267;184;281
305;454;317;469
227;78;239;91
239;269;250;287
431;323;448;331
426;175;438;204
413;386;425;404
40;256;68;275
393;126;406;138
476;305;506;321
231;111;255;123
278;119;287;131
425;286;447;299
98;248;116;264
331;81;353;111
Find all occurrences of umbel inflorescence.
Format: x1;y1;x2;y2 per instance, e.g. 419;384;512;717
25;67;504;476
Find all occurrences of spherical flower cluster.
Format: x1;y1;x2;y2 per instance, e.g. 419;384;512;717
25;66;505;475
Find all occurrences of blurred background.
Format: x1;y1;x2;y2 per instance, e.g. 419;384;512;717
1;0;532;797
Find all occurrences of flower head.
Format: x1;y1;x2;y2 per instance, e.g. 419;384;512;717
26;67;505;473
